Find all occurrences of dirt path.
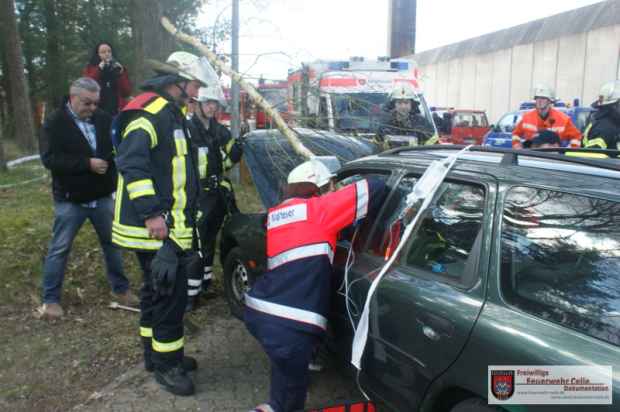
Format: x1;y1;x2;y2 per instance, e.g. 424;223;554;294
75;297;365;412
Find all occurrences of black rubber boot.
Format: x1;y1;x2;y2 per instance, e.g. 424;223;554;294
154;366;195;396
143;337;198;372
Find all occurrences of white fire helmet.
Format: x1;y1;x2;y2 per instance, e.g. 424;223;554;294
532;84;556;101
390;82;419;101
166;52;211;86
287;158;336;188
194;85;226;105
598;80;620;106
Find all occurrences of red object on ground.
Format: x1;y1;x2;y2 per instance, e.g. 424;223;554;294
307;401;376;412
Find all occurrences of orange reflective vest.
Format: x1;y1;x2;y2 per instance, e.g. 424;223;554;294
512;108;582;148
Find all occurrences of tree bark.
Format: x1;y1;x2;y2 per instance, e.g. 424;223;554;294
43;0;65;108
0;0;36;152
129;0;176;88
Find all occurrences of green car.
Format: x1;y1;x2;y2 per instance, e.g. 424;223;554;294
221;142;620;412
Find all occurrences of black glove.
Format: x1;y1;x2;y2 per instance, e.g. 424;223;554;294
180;250;202;280
151;240;180;296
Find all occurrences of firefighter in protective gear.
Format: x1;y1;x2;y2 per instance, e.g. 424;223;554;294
185;85;243;310
512;84;581;149
378;82;438;147
582;80;620;155
245;159;386;412
112;51;207;396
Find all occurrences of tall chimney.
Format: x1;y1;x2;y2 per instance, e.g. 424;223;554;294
388;0;416;58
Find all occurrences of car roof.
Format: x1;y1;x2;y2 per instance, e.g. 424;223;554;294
347;147;620;196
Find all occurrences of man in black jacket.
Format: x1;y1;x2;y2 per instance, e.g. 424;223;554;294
38;77;134;319
186;85;243;309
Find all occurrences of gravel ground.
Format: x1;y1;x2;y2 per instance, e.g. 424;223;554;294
74;297;367;412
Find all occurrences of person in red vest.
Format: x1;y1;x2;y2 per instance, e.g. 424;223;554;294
83;42;132;115
511;84;581;149
245;159;386;412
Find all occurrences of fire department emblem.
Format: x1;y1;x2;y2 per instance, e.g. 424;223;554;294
491;370;515;400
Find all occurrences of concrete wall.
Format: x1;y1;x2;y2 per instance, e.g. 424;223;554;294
419;24;620;123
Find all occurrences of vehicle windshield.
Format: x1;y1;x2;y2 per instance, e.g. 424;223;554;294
497;112;522;133
452;112;488;128
331;92;435;134
259;88;288;112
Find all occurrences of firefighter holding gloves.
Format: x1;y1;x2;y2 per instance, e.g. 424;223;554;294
112;51;209;396
245;159;386;412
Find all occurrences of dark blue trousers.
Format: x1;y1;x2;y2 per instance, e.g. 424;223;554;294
246;317;318;412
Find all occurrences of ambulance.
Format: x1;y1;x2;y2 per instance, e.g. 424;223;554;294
287;56;437;138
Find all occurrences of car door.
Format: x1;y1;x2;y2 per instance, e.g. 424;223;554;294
333;170;496;411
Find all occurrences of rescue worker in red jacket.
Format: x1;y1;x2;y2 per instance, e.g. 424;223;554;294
245;159;386;412
512;84;581;149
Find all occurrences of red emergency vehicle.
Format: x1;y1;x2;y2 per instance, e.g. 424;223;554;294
432;108;490;145
287;57;437;138
255;80;290;129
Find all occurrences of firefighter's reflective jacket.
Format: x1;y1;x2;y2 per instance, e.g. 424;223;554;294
190;116;242;192
112;92;200;251
245;177;386;335
379;110;438;145
512;108;582;148
582;107;620;153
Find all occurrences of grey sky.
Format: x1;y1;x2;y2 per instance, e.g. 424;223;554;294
198;0;606;83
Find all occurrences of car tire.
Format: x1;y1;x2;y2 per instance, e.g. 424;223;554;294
450;398;504;412
223;246;252;320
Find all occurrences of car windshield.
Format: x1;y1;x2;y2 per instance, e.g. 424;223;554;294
497;112;522;132
259;88;288;112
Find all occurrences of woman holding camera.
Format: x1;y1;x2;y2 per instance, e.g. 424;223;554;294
83;42;132;115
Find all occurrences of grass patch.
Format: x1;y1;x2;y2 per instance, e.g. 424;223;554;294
0;163;263;411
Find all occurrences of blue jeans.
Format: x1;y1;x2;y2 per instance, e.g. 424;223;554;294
41;196;128;304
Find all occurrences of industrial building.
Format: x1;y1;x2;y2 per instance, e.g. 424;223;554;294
409;0;620;123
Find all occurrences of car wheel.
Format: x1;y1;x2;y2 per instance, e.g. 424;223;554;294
450;398;505;412
223;246;251;320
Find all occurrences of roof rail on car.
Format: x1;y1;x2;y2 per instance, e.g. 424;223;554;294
378;145;620;172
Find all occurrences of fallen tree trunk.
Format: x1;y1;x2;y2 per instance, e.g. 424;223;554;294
161;17;314;160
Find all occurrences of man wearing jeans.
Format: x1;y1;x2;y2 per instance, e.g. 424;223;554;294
38;77;136;319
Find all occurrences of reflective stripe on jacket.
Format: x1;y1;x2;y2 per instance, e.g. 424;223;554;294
512;108;582;147
190;116;243;191
245;177;385;335
112;92;200;251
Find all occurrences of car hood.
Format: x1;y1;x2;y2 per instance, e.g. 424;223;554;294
243;128;380;208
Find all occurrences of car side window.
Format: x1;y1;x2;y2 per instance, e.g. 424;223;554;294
400;181;486;287
500;187;620;347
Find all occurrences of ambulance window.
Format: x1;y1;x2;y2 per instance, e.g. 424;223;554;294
318;97;329;129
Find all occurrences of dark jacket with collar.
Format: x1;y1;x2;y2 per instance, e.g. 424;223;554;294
39;98;117;203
